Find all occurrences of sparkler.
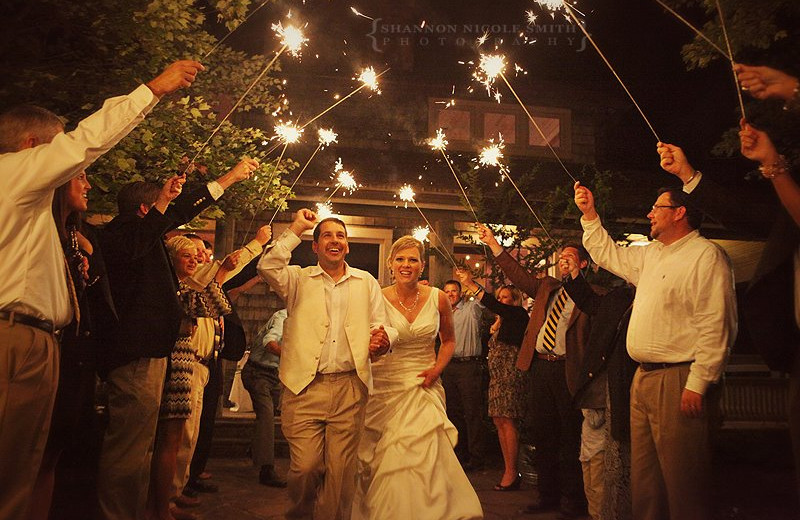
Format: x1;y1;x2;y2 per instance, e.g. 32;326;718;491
475;54;578;183
203;0;272;60
412;226;430;243
315;202;335;220
714;0;747;120
324;159;360;203
267;128;338;225
428;129;480;223
652;0;730;60
398;185;458;267
478;138;554;242
301;67;389;129
561;2;662;142
183;23;307;172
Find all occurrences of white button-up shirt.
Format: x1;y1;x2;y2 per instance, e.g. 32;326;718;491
0;84;157;327
581;216;737;394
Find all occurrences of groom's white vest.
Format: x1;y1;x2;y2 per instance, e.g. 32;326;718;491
258;231;380;395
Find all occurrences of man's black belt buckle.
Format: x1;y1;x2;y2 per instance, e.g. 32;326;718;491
0;309;56;334
639;360;693;372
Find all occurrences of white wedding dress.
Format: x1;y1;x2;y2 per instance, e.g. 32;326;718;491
352;288;484;520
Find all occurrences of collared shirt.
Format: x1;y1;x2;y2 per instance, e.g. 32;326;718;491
452;296;485;358
534;286;575;357
581;216;737;394
249;309;286;369
0;84;158;327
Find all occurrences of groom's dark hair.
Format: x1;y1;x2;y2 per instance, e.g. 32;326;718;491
313;217;348;242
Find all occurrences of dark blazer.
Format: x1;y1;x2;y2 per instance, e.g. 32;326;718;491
564;274;637;441
98;185;216;372
690;176;800;372
480;291;528;347
494;250;603;406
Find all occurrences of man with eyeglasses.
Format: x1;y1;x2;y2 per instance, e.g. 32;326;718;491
573;182;737;520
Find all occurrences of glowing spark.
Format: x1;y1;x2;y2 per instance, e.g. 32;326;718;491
398;184;416;207
412;226;430;243
274;122;303;144
350;6;374;20
479;137;506;168
428;128;448;151
317;128;338;147
476;32;490;46
315;202;335;220
535;0;565;11
526;10;537;24
272;22;308;57
473;53;506;101
358;67;381;94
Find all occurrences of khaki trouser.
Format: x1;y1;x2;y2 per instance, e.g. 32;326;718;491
0;321;59;520
173;360;210;495
96;357;167;520
581;450;605;520
281;371;367;520
630;364;713;520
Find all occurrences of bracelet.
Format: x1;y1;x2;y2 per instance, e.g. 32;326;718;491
784;84;800;112
759;155;789;179
683;170;698;185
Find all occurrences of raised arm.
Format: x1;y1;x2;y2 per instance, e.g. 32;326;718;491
257;209;316;303
476;223;544;298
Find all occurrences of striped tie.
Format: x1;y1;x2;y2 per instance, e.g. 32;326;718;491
541;288;568;353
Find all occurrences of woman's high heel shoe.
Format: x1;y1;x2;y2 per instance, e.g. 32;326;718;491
493;473;522;491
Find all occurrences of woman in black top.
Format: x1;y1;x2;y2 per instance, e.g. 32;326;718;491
458;269;528;491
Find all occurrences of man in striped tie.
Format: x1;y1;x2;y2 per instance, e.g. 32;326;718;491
477;225;601;519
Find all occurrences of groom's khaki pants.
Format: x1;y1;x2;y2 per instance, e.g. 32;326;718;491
281;371;367;520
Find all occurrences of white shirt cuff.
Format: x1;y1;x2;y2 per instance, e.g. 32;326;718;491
682;171;702;193
207;181;224;200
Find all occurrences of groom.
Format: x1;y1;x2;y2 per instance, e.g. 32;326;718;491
257;208;396;520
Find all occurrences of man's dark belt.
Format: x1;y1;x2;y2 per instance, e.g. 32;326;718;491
451;355;483;363
0;310;56;334
535;352;566;362
639;360;693;372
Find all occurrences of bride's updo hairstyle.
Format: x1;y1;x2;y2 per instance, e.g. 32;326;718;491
386;235;425;271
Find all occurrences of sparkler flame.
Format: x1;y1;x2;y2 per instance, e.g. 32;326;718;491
412;226;430;243
274;122;303;144
479;136;506;168
428;128;448;151
398;184;416;207
526;10;538;24
331;159;359;195
317;128;338;147
315;202;335;220
358;67;381;93
473;53;507;102
535;0;565;11
272;22;308;57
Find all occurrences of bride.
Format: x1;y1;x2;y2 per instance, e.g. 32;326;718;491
352;236;484;519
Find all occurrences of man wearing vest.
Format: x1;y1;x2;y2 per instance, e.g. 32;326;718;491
257;208;397;520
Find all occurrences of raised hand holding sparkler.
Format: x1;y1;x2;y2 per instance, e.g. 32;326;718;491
398;184;458;268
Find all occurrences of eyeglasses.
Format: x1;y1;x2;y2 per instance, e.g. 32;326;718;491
650;204;681;211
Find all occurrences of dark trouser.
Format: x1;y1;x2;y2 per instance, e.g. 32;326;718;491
241;362;282;467
442;359;487;466
188;357;222;483
530;357;585;509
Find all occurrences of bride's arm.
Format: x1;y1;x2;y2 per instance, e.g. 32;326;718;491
418;289;456;388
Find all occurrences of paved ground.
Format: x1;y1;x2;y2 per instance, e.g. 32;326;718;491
189;430;800;520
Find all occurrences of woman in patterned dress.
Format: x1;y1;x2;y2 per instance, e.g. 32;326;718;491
148;236;233;520
457;270;528;491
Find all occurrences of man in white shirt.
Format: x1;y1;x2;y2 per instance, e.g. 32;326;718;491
574;182;737;520
257;209;396;520
0;60;202;520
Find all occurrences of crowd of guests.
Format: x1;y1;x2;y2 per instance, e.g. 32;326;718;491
1;55;799;520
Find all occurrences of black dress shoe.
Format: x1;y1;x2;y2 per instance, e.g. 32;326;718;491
259;465;288;488
493;473;522;491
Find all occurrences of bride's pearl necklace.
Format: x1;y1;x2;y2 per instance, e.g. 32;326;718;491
395;286;420;312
